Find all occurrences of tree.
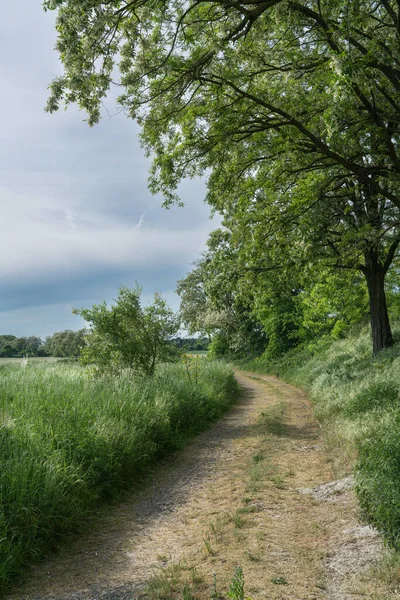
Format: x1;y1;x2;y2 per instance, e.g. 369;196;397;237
176;263;213;342
74;286;180;376
45;0;400;353
0;335;45;357
45;330;86;357
178;230;268;357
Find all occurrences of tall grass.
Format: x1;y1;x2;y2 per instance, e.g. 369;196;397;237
0;360;239;593
237;322;400;550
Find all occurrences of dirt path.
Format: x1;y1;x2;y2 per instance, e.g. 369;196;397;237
8;373;392;600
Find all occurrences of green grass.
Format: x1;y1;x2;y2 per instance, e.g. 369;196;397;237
236;321;400;551
0;360;239;593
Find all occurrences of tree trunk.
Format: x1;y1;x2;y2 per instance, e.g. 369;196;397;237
363;251;393;355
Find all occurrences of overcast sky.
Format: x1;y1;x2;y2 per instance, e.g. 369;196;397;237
0;2;216;338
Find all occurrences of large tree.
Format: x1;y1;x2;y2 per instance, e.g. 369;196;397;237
177;229;268;356
45;0;400;353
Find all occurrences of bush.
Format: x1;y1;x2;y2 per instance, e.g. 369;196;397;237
356;415;400;550
0;360;239;592
75;286;180;376
345;381;399;417
208;333;230;359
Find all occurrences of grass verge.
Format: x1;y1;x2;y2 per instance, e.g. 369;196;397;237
0;360;239;594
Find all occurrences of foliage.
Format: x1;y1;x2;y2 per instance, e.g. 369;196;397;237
178;231;268;358
227;566;246;600
44;0;400;353
173;337;209;352
357;415;400;550
0;360;239;592
179;226;370;360
176;263;213;340
74;286;180;376
208;333;231;360
0;335;44;358
44;329;86;358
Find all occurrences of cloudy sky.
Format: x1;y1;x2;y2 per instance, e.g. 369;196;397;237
0;2;216;338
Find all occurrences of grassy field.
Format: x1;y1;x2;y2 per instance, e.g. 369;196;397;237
0;359;239;593
237;322;400;552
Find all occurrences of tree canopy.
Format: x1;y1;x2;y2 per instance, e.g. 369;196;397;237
45;0;400;353
74;286;180;375
44;329;86;358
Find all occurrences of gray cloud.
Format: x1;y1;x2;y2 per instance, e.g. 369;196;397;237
0;1;216;337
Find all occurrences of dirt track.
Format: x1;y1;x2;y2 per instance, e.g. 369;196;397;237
8;372;390;600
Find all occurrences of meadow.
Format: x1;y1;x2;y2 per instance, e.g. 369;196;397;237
0;359;239;593
238;321;400;552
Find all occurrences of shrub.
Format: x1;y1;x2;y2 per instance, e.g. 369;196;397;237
345;381;399;417
74;286;180;376
356;415;400;550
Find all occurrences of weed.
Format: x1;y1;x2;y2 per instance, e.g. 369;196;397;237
182;583;195;600
252;454;264;463
236;505;259;515
210;571;219;600
270;474;286;489
146;564;183;600
271;576;288;585
203;535;215;555
232;512;245;529
371;550;400;588
245;549;261;562
227;567;246;600
190;567;203;585
233;530;246;542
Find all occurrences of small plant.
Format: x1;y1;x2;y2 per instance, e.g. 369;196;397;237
203;535;215;555
183;583;194;600
233;512;245;529
190;567;203;585
182;353;201;385
252;454;264;463
210;571;219;600
270;474;286;489
271;576;288;585
227;566;246;600
245;549;261;562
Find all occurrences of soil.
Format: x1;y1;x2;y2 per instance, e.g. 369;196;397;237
7;372;394;600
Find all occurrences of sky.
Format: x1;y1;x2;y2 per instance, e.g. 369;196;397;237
0;2;217;338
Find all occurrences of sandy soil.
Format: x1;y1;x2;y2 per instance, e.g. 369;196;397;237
7;372;393;600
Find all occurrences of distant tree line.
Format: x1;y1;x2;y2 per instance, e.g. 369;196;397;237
172;337;210;352
0;320;207;364
0;330;86;358
0;336;47;358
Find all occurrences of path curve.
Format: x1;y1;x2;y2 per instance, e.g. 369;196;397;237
8;372;388;600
